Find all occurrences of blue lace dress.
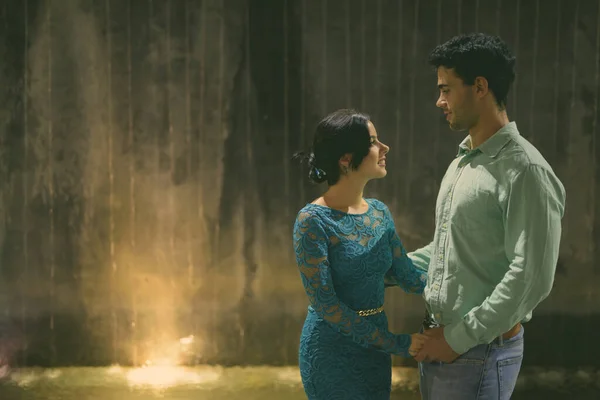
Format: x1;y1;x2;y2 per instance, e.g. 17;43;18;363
293;198;427;400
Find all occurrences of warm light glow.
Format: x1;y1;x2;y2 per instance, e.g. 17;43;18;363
0;364;9;380
126;366;221;388
143;357;178;367
127;366;195;387
121;334;211;387
135;334;200;369
107;365;123;374
179;335;194;346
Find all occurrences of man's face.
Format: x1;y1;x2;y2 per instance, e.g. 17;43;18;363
435;67;479;132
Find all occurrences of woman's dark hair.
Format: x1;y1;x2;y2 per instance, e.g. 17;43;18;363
293;109;371;185
428;33;516;109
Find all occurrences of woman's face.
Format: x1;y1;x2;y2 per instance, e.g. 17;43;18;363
342;121;389;180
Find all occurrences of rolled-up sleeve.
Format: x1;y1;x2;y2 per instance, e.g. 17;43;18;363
408;242;433;273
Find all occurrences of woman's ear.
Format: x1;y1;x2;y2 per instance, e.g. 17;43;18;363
339;154;352;169
339;154;352;175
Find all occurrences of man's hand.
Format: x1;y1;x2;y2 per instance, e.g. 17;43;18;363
414;327;460;363
408;333;429;357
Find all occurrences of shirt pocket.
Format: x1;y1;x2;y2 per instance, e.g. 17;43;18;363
450;171;499;233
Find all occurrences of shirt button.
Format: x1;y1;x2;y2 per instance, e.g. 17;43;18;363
435;313;442;321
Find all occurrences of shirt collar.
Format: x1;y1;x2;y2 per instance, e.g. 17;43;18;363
457;122;519;158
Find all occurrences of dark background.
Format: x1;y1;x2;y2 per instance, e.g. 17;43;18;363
0;0;598;369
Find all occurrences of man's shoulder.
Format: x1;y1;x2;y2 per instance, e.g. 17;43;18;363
498;132;555;174
496;132;566;202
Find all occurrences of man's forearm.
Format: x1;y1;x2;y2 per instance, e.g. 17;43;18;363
408;241;433;272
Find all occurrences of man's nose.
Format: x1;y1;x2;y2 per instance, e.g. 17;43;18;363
436;96;446;109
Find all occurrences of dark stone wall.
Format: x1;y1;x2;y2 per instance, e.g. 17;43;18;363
0;0;598;367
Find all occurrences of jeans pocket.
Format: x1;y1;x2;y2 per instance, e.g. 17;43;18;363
452;343;487;365
498;355;523;399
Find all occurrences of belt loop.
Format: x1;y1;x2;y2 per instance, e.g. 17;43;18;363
498;335;504;347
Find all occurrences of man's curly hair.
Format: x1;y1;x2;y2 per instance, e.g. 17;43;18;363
428;33;516;109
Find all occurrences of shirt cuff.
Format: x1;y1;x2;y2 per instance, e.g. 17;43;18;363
443;321;477;355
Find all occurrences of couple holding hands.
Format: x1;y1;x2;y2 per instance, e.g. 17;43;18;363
292;33;565;400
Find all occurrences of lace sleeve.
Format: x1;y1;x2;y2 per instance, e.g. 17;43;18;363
293;211;412;356
383;208;427;294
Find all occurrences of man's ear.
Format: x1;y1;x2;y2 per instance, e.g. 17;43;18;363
474;76;489;98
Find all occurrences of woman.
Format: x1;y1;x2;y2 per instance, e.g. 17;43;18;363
293;109;428;399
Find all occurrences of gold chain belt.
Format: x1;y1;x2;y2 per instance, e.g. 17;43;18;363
356;305;384;317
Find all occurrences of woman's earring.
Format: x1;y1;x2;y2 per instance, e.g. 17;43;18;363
342;165;348;175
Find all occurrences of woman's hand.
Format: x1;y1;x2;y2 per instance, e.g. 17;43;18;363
408;333;429;357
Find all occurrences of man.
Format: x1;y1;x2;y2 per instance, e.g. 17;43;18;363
408;33;566;400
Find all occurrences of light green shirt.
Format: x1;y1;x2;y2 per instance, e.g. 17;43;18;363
409;122;566;355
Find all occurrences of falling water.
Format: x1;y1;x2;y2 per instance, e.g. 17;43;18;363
552;0;562;186
105;0;118;363
299;0;306;202
2;0;9;324
184;0;193;288
148;0;164;360
214;0;226;355
283;0;290;214
47;1;56;363
196;0;206;350
433;0;442;194
590;0;600;352
321;0;327;115
529;0;540;143
512;0;521;111
214;0;225;268
21;0;29;365
475;0;480;35
495;0;502;35
551;0;562;361
374;0;382;194
593;0;600;231
559;0;579;362
405;0;419;207
127;0;138;366
388;0;403;324
376;0;382;120
457;0;462;32
361;0;366;112
239;0;261;355
197;0;206;281
345;1;352;107
236;0;252;354
389;1;409;328
393;0;403;211
565;0;579;252
166;0;175;261
197;0;207;340
475;0;480;32
282;0;290;364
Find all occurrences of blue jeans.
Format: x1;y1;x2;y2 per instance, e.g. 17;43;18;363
419;326;524;400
